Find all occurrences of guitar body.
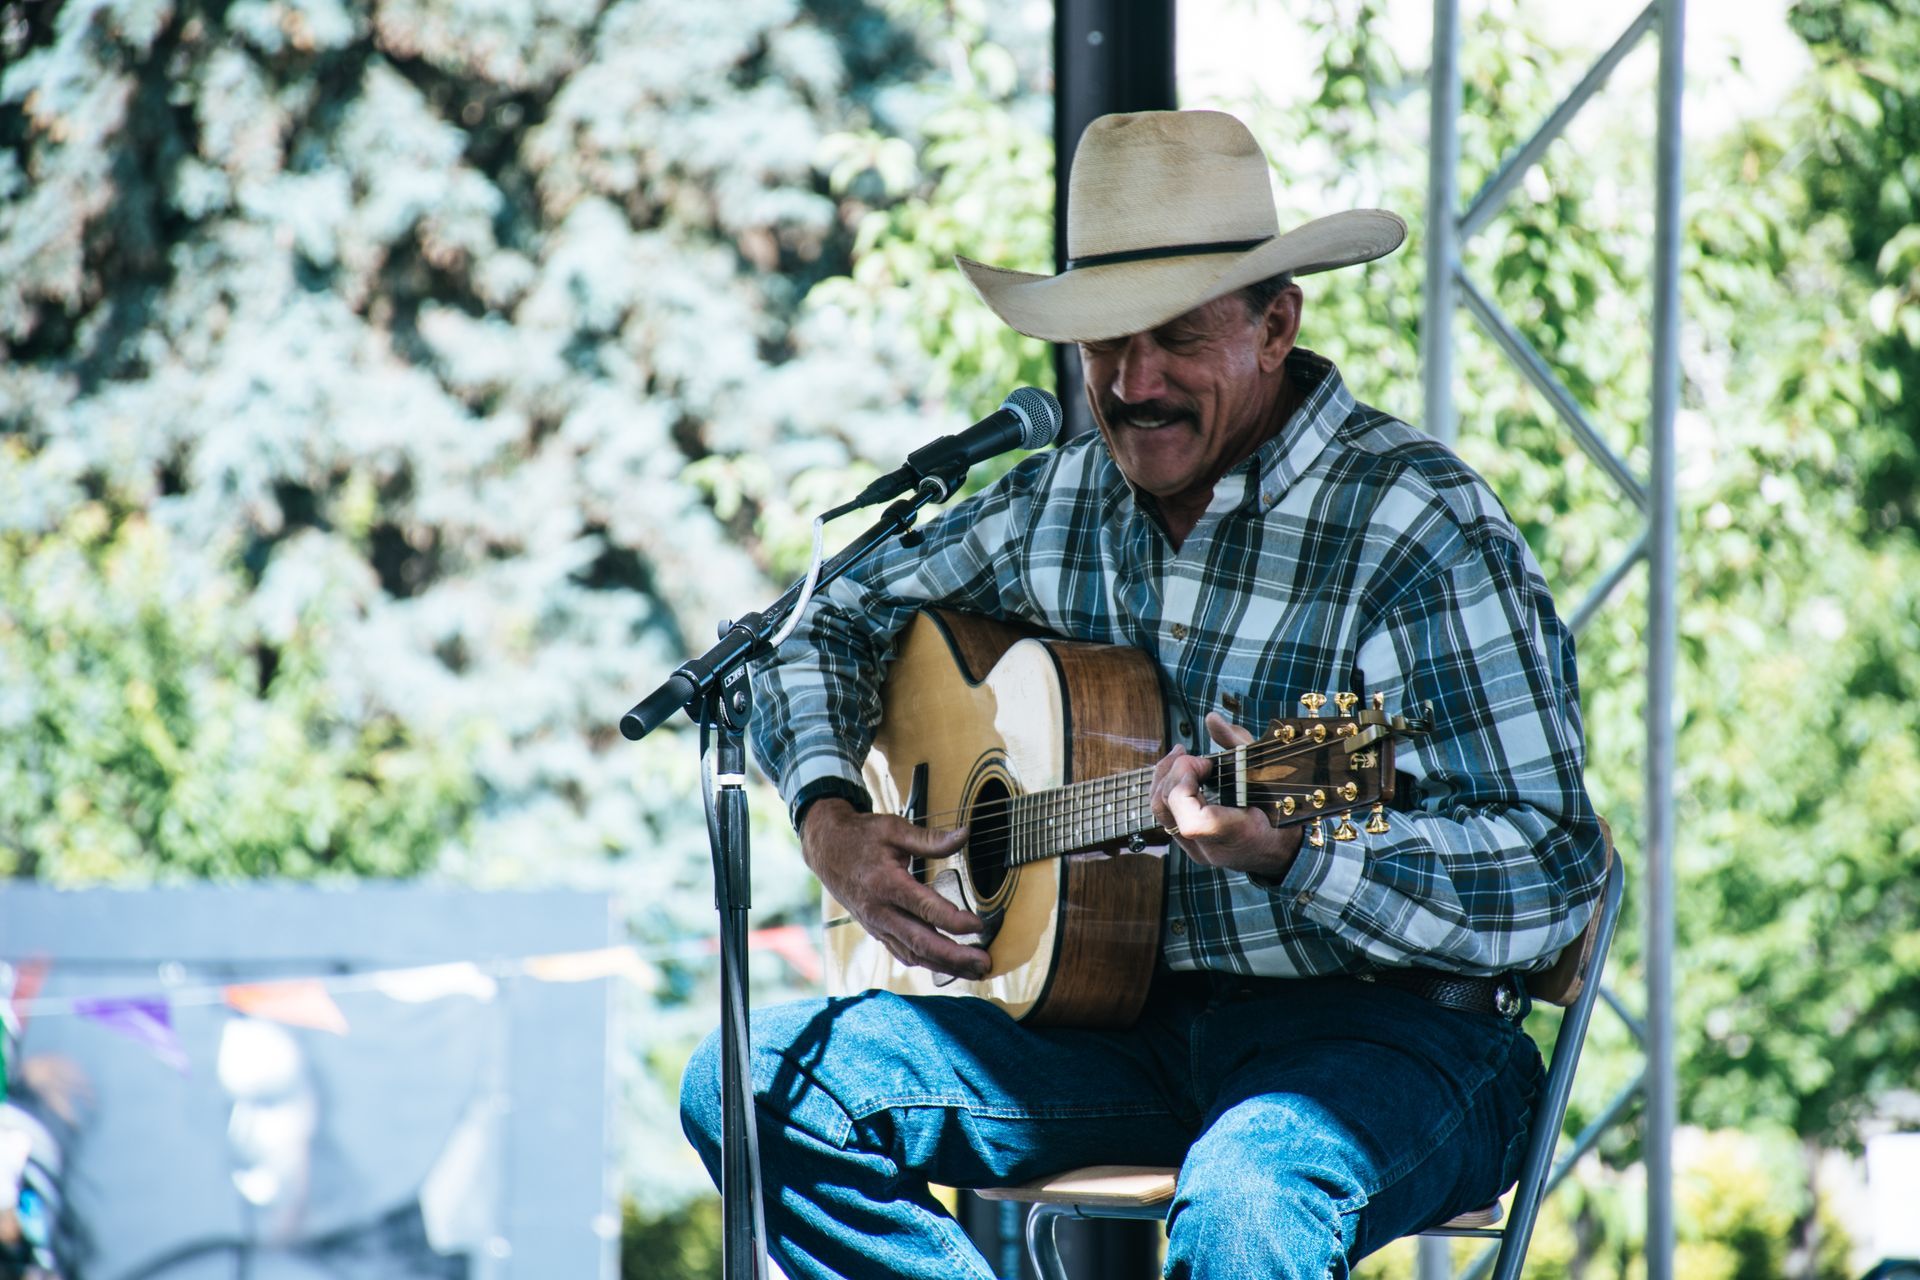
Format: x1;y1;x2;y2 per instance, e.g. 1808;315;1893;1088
823;610;1169;1028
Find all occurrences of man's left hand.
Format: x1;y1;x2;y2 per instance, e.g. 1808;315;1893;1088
1151;712;1305;879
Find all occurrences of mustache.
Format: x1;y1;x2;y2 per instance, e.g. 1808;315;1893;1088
1102;398;1195;426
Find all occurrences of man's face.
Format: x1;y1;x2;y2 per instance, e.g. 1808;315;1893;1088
1079;290;1298;512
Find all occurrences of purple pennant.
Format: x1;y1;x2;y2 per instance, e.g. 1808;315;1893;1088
73;996;191;1074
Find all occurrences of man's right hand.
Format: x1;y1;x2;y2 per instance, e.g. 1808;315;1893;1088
801;798;992;981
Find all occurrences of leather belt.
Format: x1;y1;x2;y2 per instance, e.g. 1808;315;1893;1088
1355;968;1528;1021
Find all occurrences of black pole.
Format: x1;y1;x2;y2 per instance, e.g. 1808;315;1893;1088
1051;0;1178;443
621;479;964;1279
951;4;1182;1273
707;680;769;1280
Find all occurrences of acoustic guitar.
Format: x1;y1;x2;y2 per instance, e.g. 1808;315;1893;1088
823;610;1431;1029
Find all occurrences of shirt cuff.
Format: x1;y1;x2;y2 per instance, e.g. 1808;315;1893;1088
789;775;873;833
1249;824;1369;917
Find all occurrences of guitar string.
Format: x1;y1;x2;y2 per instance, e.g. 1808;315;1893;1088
901;727;1377;830
897;727;1397;871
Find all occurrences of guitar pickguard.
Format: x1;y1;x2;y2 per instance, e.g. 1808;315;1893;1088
928;866;1005;988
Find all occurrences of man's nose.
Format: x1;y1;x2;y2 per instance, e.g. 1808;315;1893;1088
1110;336;1166;403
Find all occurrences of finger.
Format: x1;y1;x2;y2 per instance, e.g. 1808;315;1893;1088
1205;711;1255;749
873;908;991;978
874;813;968;853
909;821;971;855
1166;773;1220;836
1151;743;1186;789
859;852;984;933
1156;752;1212;813
901;877;986;935
1150;745;1188;831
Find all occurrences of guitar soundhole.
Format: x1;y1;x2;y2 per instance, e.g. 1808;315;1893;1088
966;776;1013;900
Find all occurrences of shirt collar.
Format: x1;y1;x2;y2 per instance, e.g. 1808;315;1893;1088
1237;347;1351;515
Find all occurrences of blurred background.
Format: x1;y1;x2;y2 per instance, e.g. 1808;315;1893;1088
1;0;1918;1276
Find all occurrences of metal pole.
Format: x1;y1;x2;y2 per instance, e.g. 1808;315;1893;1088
1423;0;1461;446
1646;0;1686;1277
1052;0;1177;442
1420;20;1462;1280
1458;4;1658;240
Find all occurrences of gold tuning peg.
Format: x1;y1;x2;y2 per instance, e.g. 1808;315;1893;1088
1334;692;1359;715
1299;692;1327;717
1332;815;1359;841
1365;804;1390;835
1306;818;1326;848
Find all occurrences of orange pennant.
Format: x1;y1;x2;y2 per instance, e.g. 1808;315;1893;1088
224;980;349;1035
6;955;50;1031
523;947;656;989
750;925;824;984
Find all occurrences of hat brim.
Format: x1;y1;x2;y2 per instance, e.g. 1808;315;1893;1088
957;210;1407;344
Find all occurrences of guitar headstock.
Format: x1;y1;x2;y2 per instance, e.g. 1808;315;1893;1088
1237;691;1431;848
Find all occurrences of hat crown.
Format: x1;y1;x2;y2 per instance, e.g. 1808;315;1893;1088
1066;111;1281;260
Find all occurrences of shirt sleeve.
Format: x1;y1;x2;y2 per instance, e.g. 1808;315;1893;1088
1273;523;1608;974
748;455;1048;824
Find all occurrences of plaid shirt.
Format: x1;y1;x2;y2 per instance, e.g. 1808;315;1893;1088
753;350;1607;977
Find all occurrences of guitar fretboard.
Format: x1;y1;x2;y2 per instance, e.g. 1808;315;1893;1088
999;753;1240;865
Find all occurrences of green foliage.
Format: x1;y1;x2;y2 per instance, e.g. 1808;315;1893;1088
1790;0;1920;537
0;0;976;1216
0;493;477;879
1357;1127;1855;1280
620;1193;721;1280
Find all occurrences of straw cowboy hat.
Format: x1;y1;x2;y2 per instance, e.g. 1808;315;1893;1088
956;110;1406;344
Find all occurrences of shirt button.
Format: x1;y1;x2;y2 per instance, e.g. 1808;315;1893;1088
1170;622;1188;640
1178;720;1193;737
1295;891;1313;908
1262;491;1278;506
1170;919;1187;935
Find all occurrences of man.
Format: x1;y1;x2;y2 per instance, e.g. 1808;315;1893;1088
681;109;1607;1279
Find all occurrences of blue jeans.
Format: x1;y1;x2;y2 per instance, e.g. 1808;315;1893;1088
680;969;1542;1280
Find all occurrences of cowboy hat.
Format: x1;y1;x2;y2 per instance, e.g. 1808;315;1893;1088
956;110;1406;344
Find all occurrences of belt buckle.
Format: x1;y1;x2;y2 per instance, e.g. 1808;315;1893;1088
1492;976;1523;1020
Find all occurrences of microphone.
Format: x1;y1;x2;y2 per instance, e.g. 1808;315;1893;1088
847;387;1062;509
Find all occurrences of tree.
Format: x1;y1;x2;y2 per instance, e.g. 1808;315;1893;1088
0;0;1002;1216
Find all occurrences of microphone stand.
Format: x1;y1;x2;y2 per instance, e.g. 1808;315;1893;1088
619;467;967;1280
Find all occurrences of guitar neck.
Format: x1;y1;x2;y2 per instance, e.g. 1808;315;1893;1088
999;755;1239;866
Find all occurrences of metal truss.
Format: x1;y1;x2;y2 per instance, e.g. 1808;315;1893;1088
1419;3;1684;1280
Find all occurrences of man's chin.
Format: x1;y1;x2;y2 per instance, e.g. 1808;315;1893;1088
1117;462;1202;502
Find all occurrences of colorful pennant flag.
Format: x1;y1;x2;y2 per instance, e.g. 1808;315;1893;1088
224;980;350;1035
73;996;190;1073
523;947;656;989
2;929;830;1078
748;925;824;984
370;963;498;1004
4;956;50;1034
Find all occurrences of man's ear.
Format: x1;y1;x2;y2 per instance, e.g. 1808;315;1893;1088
1258;283;1304;373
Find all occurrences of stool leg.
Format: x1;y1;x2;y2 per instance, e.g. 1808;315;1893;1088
1026;1203;1074;1280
